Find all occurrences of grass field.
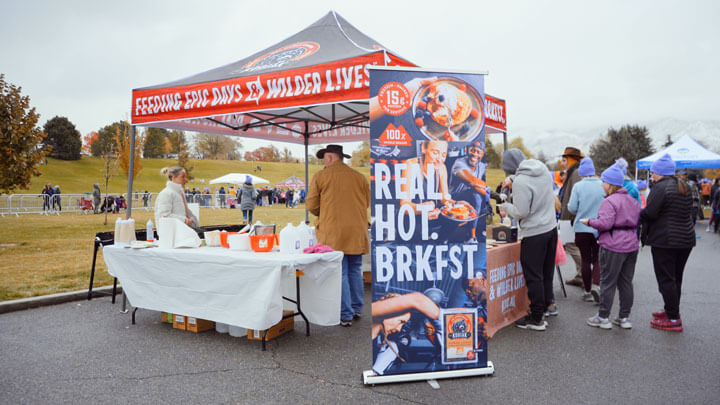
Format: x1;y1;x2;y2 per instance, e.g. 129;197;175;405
0;158;507;302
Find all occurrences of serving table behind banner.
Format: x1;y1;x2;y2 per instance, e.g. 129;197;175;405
103;246;343;344
486;241;529;337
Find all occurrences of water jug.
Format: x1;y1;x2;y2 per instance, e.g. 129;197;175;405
279;223;300;254
146;219;154;242
228;325;247;337
215;322;229;334
296;222;313;250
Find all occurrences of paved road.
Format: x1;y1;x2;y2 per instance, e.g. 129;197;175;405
2;225;719;404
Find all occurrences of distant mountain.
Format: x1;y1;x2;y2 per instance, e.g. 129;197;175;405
501;119;720;159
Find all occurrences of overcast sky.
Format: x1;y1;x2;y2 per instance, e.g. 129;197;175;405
2;0;718;155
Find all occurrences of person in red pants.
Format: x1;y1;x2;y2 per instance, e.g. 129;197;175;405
640;154;695;332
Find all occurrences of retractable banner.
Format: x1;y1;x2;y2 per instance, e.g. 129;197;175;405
368;67;491;379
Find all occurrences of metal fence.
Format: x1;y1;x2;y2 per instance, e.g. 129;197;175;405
0;192;278;216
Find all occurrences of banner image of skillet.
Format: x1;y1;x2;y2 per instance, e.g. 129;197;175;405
369;67;490;377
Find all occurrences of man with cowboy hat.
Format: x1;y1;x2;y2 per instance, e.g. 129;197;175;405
559;146;585;288
306;144;370;327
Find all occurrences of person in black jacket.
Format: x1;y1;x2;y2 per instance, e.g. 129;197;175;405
640;154;695;332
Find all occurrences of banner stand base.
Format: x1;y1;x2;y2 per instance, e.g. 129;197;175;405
362;361;494;386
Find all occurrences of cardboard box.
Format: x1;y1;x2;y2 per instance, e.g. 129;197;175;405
173;314;186;331
186;317;215;333
248;310;295;341
363;271;372;284
161;312;173;324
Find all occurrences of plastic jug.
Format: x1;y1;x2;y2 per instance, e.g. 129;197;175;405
296;222;313;250
146;219;154;242
215;322;229;334
228;325;247;337
279;223;300;254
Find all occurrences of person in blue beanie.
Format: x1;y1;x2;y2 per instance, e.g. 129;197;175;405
568;158;606;302
613;158;641;204
581;163;641;329
640;154;695;332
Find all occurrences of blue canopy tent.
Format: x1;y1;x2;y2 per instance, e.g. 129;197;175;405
636;135;720;179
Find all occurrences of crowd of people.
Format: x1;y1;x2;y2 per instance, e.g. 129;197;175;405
498;145;714;333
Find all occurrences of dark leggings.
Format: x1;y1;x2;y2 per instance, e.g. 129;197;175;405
575;232;600;291
651;247;692;319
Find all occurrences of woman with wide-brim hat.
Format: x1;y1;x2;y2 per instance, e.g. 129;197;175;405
640;153;695;332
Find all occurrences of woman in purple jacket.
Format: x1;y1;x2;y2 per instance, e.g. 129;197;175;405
580;163;641;330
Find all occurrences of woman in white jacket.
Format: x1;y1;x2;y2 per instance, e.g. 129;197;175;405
155;166;199;228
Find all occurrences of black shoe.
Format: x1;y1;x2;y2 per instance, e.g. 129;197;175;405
340;320;352;327
353;313;361;320
515;315;547;331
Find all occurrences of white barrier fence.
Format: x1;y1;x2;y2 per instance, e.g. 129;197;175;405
0;192;252;217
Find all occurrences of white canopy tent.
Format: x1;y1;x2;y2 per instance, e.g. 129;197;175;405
209;173;269;185
636;135;720;179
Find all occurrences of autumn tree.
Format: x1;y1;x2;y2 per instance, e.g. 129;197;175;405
243;145;281;162
281;147;294;163
82;131;98;155
177;141;194;180
92;121;122;156
113;121;145;180
43;116;81;160
166;130;186;154
589;125;655;178
351;141;370;167
143;127;170;158
0;74;50;193
484;137;502;169
194;133;241;160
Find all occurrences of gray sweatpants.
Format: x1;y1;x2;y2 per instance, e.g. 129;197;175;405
598;247;638;319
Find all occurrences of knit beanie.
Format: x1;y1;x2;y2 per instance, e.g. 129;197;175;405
615;158;629;175
601;164;625;186
578;157;596;177
650;153;676;176
245;175;253;185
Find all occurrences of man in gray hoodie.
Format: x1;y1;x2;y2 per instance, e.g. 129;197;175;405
501;158;558;331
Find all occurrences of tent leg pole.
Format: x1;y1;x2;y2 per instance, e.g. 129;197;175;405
126;125;136;219
304;121;309;224
503;131;508;152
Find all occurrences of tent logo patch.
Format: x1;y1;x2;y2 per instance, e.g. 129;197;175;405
677;147;690;155
239;42;320;73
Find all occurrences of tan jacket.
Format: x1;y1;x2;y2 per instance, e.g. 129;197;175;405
560;162;580;222
306;160;370;254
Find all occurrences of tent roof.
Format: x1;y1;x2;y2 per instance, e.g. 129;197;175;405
276;176;306;187
637;135;720;169
209;173;269;185
137;12;399;91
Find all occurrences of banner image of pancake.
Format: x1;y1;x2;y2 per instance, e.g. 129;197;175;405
412;78;485;142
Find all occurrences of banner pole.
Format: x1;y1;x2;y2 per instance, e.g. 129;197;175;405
304;121;309;224
126;125;136;219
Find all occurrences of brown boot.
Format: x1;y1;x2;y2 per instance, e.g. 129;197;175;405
565;276;583;287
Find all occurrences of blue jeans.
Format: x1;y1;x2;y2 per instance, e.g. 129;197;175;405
341;254;364;322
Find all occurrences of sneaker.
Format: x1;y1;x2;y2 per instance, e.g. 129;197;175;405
515;315;547;331
587;314;612;329
566;276;584;287
340;320;352;327
612;317;632;329
353;313;362;320
650;318;683;332
706;227;712;233
652;310;668;319
582;292;595;302
544;304;559;317
590;285;601;303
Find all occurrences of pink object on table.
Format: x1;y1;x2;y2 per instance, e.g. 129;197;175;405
303;243;334;254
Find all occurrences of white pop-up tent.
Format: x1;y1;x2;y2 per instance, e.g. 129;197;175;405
209;173;269;185
636;135;720;174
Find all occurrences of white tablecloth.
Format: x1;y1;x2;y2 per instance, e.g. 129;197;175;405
103;246;343;330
